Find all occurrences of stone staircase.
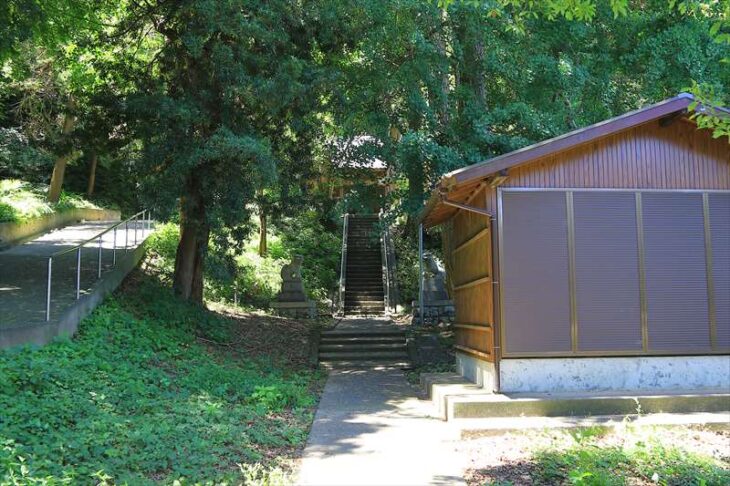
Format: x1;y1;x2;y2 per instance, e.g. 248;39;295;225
319;326;410;368
344;214;385;316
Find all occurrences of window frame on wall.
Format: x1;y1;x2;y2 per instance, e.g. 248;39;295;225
496;187;730;358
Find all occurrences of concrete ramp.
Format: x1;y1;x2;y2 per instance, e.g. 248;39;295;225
0;219;152;348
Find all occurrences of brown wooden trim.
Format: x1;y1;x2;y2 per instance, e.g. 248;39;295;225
636;192;649;352
441;198;492;217
454;344;492;361
453;227;489;255
454;323;492;331
566;191;578;352
703;193;717;350
501;348;730;358
453;276;491;291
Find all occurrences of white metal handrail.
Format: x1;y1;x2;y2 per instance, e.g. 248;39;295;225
379;211;390;314
337;213;349;316
45;209;154;321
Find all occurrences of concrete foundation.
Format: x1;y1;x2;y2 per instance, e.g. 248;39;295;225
456;351;497;391
499;356;730;393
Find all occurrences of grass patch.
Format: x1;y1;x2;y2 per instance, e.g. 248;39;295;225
0;271;325;484
466;425;730;486
0;179;100;223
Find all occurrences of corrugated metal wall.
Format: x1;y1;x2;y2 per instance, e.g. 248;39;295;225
481;120;729;215
499;188;730;356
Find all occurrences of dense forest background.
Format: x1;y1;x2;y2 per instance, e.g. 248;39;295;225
1;0;728;305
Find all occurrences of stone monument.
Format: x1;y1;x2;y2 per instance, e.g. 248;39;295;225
412;254;455;325
271;255;317;318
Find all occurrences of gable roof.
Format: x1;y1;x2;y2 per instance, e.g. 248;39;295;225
419;93;724;227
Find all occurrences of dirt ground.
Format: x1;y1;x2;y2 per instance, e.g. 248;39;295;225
459;424;730;485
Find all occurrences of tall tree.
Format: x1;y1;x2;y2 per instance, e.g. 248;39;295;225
118;0;344;302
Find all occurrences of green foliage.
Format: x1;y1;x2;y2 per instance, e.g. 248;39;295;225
271;211;342;303
0;128;54;182
0;275;322;484
0;179;99;223
147;212;341;307
531;431;730;486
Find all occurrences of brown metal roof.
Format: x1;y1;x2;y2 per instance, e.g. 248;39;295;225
419;93;708;227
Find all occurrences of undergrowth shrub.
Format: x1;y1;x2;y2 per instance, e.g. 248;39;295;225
147;210;341;308
0;275;323;484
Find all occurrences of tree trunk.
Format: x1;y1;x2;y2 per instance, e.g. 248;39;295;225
86;150;98;196
173;175;208;303
47;100;76;203
258;209;267;256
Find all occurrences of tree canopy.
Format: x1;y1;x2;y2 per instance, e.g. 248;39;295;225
1;0;727;302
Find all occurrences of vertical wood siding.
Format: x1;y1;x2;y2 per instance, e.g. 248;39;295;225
445;186;494;361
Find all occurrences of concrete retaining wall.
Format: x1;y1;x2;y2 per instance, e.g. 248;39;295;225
0;208;121;249
0;241;147;349
499;356;730;393
456;351;497;391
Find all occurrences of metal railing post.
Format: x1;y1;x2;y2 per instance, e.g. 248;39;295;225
125;220;129;253
46;257;53;321
134;214;138;246
418;223;424;325
97;235;103;279
113;227;117;266
76;247;82;299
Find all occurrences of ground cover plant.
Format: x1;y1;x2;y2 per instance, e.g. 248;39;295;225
0;179;100;223
462;423;730;485
0;269;325;484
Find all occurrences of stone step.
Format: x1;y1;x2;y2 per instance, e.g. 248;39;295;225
319;343;406;352
321;335;405;344
319;351;409;361
322;329;406;338
321;360;412;370
346;292;384;298
344;310;386;316
345;301;385;307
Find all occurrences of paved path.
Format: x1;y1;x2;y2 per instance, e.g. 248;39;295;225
298;327;466;485
0;220;149;329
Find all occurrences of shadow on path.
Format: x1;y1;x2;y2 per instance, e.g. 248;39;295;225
297;366;465;486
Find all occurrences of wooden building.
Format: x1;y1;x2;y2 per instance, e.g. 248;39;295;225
419;93;730;393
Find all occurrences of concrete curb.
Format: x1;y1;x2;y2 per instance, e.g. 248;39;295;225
0;241;147;349
0;208;122;249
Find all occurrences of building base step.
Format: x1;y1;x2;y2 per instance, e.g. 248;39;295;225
421;373;730;421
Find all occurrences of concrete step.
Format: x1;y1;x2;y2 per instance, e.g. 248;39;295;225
421;373;730;421
344;310;386;316
322;329;406;338
321;335;405;345
320;343;406;352
453;412;730;437
345;296;385;302
345;304;385;310
321;360;412;370
345;300;385;306
319;351;409;361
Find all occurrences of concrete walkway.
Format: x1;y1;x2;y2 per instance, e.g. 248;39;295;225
297;359;466;485
0;220;148;329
